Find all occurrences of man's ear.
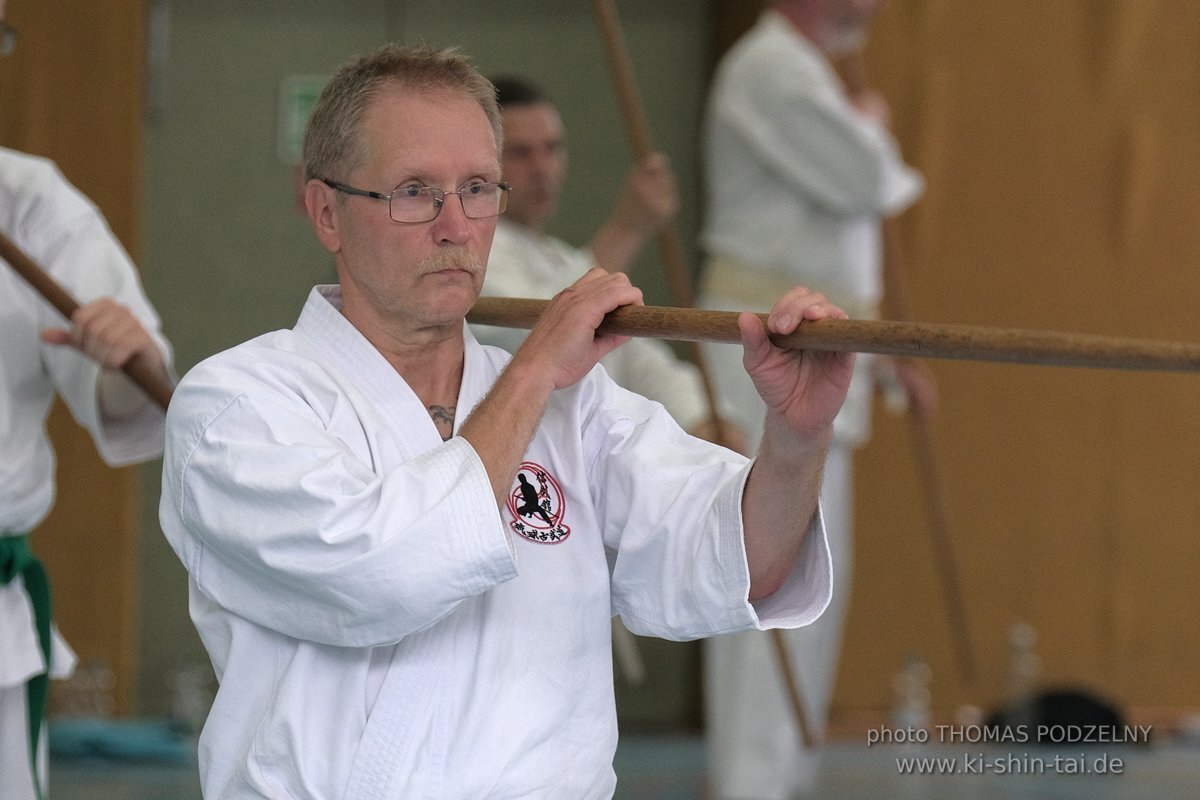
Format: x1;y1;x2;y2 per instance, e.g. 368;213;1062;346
304;179;342;254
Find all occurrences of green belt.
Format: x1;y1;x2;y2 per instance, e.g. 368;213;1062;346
0;533;52;800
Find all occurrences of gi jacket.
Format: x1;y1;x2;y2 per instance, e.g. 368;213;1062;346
161;285;831;799
1;147;170;715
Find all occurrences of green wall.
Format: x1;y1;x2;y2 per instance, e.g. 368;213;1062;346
138;0;714;730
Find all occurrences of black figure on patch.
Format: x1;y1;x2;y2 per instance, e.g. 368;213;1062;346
516;472;554;525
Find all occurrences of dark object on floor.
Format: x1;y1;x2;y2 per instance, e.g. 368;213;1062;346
984;687;1144;746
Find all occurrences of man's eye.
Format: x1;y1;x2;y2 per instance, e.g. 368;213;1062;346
398;184;426;199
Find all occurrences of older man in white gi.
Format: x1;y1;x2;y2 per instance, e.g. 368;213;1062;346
160;43;853;799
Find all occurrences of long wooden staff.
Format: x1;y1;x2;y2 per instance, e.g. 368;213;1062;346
468;298;1200;373
0;230;174;411
590;0;733;446
590;0;818;748
835;51;977;684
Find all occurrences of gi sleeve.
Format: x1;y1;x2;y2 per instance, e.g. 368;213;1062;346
598;339;711;433
582;374;832;639
35;179;172;466
160;375;516;649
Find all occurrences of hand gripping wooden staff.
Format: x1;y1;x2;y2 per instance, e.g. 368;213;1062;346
589;0;819;748
835;49;979;685
0;230;174;411
468;298;1200;371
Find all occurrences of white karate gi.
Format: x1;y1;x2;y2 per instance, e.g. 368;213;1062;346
0;146;171;800
160;285;833;799
698;11;923;799
473;218;711;431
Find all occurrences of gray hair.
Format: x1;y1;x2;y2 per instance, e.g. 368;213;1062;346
303;43;502;183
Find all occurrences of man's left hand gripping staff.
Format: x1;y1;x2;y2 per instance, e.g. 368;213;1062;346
740;285;855;441
738;286;855;602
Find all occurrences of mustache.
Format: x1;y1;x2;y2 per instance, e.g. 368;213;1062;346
420;249;482;276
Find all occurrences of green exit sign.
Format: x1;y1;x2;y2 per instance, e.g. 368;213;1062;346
277;75;328;165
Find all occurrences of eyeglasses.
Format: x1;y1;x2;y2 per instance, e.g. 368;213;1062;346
0;22;18;56
322;178;510;224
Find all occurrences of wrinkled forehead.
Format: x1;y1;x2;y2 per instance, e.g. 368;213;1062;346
374;79;502;154
358;85;501;176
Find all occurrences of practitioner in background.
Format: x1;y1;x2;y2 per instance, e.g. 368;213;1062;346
474;75;741;448
699;2;935;797
1;8;174;799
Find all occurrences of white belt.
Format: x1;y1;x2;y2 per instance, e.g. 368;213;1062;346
702;253;877;320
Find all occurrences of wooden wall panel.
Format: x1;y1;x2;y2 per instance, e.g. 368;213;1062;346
711;1;1200;729
853;0;1200;724
1;0;147;715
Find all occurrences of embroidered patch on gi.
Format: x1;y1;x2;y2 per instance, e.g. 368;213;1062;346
505;461;571;544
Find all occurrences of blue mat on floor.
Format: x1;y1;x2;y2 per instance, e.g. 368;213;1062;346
49;717;194;765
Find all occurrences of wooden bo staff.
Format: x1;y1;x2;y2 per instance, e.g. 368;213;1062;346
0;230;174;411
835;48;979;684
468;297;1200;373
589;0;733;444
590;0;699;309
